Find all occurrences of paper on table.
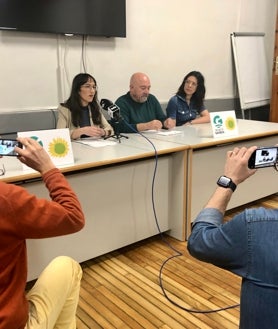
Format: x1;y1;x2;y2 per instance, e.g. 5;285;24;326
140;130;159;133
79;140;117;147
140;129;182;135
157;130;182;136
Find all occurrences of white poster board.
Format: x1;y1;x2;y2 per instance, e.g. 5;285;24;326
18;128;74;169
231;32;270;116
210;111;238;138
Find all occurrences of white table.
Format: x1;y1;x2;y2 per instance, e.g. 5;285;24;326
1;135;188;280
146;119;278;238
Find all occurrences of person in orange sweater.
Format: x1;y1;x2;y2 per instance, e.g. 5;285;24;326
0;137;85;329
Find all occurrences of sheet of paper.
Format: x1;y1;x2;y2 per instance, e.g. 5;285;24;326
157;130;182;136
140;129;182;136
140;130;159;133
79;140;117;147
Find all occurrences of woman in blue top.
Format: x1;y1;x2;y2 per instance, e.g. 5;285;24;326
166;71;210;128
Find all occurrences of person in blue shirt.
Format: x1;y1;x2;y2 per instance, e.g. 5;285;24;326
166;71;210;128
115;72;172;133
187;145;278;329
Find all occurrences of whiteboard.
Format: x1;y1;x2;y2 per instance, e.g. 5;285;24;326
231;32;270;110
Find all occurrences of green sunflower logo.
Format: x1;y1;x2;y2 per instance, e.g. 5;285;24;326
225;117;236;130
48;137;69;157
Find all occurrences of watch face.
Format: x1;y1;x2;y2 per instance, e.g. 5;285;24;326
218;176;230;187
217;175;236;191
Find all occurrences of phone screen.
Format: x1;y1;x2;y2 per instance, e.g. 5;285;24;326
248;147;278;169
0;139;22;156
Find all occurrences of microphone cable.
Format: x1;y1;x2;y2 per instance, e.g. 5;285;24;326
81;35;87;73
123;120;240;314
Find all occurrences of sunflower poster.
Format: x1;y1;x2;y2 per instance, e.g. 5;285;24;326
209;111;238;138
18;128;74;168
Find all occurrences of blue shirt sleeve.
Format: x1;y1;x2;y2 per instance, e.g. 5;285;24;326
187;208;249;276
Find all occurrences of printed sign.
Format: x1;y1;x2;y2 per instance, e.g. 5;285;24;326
210;111;238;138
18;128;74;169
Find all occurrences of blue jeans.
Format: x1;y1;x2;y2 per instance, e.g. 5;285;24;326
187;207;278;329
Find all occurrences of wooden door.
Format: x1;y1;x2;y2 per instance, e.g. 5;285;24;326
270;9;278;122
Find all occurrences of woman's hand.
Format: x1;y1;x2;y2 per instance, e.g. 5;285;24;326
83;126;106;137
73;126;106;139
15;137;55;175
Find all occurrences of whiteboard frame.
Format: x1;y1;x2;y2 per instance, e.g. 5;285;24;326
231;32;270;118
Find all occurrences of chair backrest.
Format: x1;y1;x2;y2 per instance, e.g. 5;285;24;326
0;109;58;138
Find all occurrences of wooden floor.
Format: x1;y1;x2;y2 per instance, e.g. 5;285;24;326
76;194;278;329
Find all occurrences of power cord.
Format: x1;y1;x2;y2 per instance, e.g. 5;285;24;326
123;121;240;313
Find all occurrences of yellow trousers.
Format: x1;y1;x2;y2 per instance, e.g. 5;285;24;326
25;256;82;329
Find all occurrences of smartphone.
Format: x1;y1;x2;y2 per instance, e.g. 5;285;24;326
248;146;278;169
0;139;23;156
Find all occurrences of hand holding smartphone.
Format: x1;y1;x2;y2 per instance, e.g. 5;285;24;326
248;146;278;169
0;139;23;156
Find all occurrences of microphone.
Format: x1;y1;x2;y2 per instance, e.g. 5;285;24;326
100;98;129;142
100;99;121;121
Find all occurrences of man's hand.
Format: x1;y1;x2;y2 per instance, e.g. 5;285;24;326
203;146;258;214
164;118;176;129
137;120;163;131
15;137;56;175
224;146;257;185
146;120;163;130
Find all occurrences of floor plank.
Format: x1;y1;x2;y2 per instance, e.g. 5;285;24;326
77;194;278;328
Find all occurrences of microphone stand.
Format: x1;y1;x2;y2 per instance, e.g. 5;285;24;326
104;117;128;143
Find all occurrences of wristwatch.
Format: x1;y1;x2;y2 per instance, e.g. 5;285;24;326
217;175;237;192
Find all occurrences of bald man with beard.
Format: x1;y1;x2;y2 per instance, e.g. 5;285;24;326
115;72;172;133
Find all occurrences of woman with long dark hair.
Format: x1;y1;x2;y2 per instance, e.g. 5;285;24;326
166;71;210;127
57;73;113;139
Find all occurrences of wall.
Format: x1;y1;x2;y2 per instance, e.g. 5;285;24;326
0;0;276;114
